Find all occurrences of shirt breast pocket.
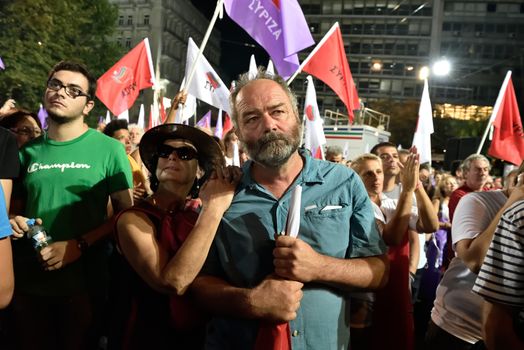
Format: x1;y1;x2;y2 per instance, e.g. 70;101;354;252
302;205;350;258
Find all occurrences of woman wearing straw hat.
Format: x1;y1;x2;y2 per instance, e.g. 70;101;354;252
110;124;241;350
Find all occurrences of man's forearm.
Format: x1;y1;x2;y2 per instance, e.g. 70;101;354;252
191;275;256;319
315;253;389;291
415;188;439;232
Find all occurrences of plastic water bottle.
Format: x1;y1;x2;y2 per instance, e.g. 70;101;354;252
26;219;53;251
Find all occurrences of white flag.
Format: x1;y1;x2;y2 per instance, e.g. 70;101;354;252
412;79;434;164
185;37;231;114
214;109;224;139
175;92;197;124
176;77;197;124
137;104;145;129
117;109;129;122
285;185;302;238
267;59;275;75
105;110;111;124
248;55;257;79
303;76;326;159
232;142;240;166
162;97;172;110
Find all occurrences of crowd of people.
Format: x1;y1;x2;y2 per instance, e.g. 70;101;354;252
0;61;523;350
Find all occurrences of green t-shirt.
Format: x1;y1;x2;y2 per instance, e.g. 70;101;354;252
13;129;132;296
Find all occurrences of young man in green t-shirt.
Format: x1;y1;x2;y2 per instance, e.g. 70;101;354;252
9;61;133;350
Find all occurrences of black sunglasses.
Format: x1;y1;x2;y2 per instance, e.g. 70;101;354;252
157;144;198;161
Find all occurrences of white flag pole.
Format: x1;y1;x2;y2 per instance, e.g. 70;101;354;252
287;22;340;86
476;70;512;154
174;0;223;117
184;0;224;90
143;38;157;87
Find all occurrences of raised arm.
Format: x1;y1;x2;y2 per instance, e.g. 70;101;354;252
117;167;240;295
414;182;439;233
165;91;187;124
382;152;418;246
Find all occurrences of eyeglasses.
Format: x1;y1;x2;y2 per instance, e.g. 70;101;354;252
10;126;42;138
157;144;198;161
46;79;90;99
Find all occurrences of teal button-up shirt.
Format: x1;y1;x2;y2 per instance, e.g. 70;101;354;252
204;149;386;350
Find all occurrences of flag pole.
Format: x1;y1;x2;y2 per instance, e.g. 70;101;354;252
174;0;223;122
476;70;512;154
184;0;224;90
144;38;157;87
287;22;340;86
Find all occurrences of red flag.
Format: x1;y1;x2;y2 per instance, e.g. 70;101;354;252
96;39;155;116
223;113;233;135
488;72;524;165
302;23;359;123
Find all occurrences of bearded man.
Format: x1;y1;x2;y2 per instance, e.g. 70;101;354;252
192;70;388;350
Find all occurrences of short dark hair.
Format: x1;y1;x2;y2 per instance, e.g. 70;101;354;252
370;141;397;155
103;119;128;138
0;109;41;130
47;61;96;100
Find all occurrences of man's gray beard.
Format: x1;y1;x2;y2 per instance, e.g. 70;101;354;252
243;124;301;168
47;112;82;125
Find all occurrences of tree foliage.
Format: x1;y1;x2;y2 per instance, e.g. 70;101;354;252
0;0;123;124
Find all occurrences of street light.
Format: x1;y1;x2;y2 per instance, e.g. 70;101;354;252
419;66;429;80
432;59;451;76
371;61;383;72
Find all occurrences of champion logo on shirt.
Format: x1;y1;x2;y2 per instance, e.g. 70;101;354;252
27;162;91;173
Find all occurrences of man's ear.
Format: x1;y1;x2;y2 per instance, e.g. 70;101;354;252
83;100;95;116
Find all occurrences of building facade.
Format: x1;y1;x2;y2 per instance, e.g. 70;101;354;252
109;0;221;112
299;0;524;121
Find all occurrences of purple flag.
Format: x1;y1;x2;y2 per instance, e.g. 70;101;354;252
37;104;48;129
196;110;211;130
0;57;5;70
223;0;314;78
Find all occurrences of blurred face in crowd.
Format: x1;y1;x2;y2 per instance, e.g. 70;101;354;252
44;70;93;123
419;168;430;184
357;159;384;197
441;176;458;196
225;132;239;156
11;115;42;147
327;153;344;164
112;129;132;154
464;159;490;190
235;79;300;168
375;146;401;177
129;127;143;146
484;176;494;190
